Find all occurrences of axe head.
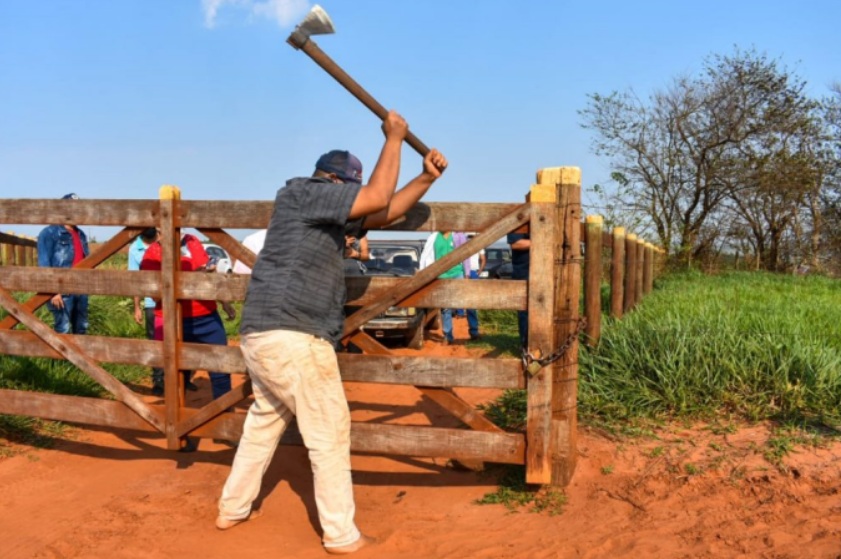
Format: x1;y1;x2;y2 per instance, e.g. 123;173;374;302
287;4;335;49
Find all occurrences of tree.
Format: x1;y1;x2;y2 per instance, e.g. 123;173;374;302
580;48;825;270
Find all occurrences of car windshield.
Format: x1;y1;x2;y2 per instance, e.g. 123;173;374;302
363;244;420;276
486;247;511;263
204;246;227;260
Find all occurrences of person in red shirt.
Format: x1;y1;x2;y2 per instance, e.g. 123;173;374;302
140;234;236;400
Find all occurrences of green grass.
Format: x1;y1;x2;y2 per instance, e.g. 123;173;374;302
580;271;841;426
476;270;841;507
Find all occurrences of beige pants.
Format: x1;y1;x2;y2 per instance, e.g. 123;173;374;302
218;329;361;549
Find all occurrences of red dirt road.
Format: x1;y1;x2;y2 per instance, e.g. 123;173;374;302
3;319;841;558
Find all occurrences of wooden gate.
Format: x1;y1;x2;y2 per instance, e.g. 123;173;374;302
0;166;581;486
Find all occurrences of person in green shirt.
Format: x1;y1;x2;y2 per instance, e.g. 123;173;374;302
431;231;463;343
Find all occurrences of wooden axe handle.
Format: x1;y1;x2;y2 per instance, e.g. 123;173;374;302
289;37;430;157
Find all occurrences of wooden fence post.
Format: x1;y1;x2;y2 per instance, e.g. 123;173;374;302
635;238;645;306
1;243;10;265
525;177;557;485
549;167;582;486
623;233;637;313
584;215;602;346
159;185;184;450
643;243;653;295
610;227;625;319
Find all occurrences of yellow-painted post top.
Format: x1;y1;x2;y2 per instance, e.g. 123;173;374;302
613;227;625;237
585;214;603;225
159;185;181;200
626;233;637;241
528;166;582;203
536;166;581;186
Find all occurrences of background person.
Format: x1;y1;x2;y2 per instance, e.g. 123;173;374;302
37;193;90;335
128;227;165;395
463;232;486;340
141;233;236;401
217;110;447;556
232;229;267;274
420;230;464;345
507;232;531;348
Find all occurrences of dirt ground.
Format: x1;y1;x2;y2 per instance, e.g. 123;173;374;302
3;319;841;559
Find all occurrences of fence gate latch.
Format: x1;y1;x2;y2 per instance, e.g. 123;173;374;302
522;317;588;378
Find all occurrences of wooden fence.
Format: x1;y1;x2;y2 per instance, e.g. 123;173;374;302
0;167;660;487
581;217;665;346
0;232;37;266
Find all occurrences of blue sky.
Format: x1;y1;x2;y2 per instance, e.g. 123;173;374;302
1;0;839;240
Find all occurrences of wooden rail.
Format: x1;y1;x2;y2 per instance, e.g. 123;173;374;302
0;231;37;266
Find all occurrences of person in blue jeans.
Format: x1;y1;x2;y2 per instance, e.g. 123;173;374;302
37;193;90;335
507;232;530;349
463;233;486;340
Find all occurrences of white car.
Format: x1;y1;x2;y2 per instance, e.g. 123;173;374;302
202;243;233;274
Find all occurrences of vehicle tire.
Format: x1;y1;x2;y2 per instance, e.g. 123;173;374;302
406;324;424;349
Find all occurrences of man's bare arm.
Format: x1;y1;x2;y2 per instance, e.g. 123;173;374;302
363;148;448;229
348;111;408;219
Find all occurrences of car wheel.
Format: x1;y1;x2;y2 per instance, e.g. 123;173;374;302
406;324;424;349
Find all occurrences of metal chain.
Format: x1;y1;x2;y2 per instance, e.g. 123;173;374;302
522;316;588;376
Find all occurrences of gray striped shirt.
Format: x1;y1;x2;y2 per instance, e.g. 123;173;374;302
240;177;362;344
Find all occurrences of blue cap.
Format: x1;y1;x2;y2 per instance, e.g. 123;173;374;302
62;193;79;200
315;150;363;184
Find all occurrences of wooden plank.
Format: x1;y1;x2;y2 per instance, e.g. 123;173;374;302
342;204;531;336
346;277;526;311
0;267;162;297
339;353;523;389
0;199;528;233
525;198;556;484
583;215;603;346
550;167;582;487
0;200;160;226
1;331;522;388
0;390;525;464
0;226;144;330
610;227;625;319
378;202;522;233
0;285;165;432
349;423;524;464
180;201;274;229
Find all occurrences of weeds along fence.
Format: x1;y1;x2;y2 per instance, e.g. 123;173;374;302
0;232;37;266
580;216;666;346
0;167;656;487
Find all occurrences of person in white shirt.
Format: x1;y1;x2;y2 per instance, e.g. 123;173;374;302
232;229;267;274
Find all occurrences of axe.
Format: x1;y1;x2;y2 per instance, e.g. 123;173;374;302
287;5;430;157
